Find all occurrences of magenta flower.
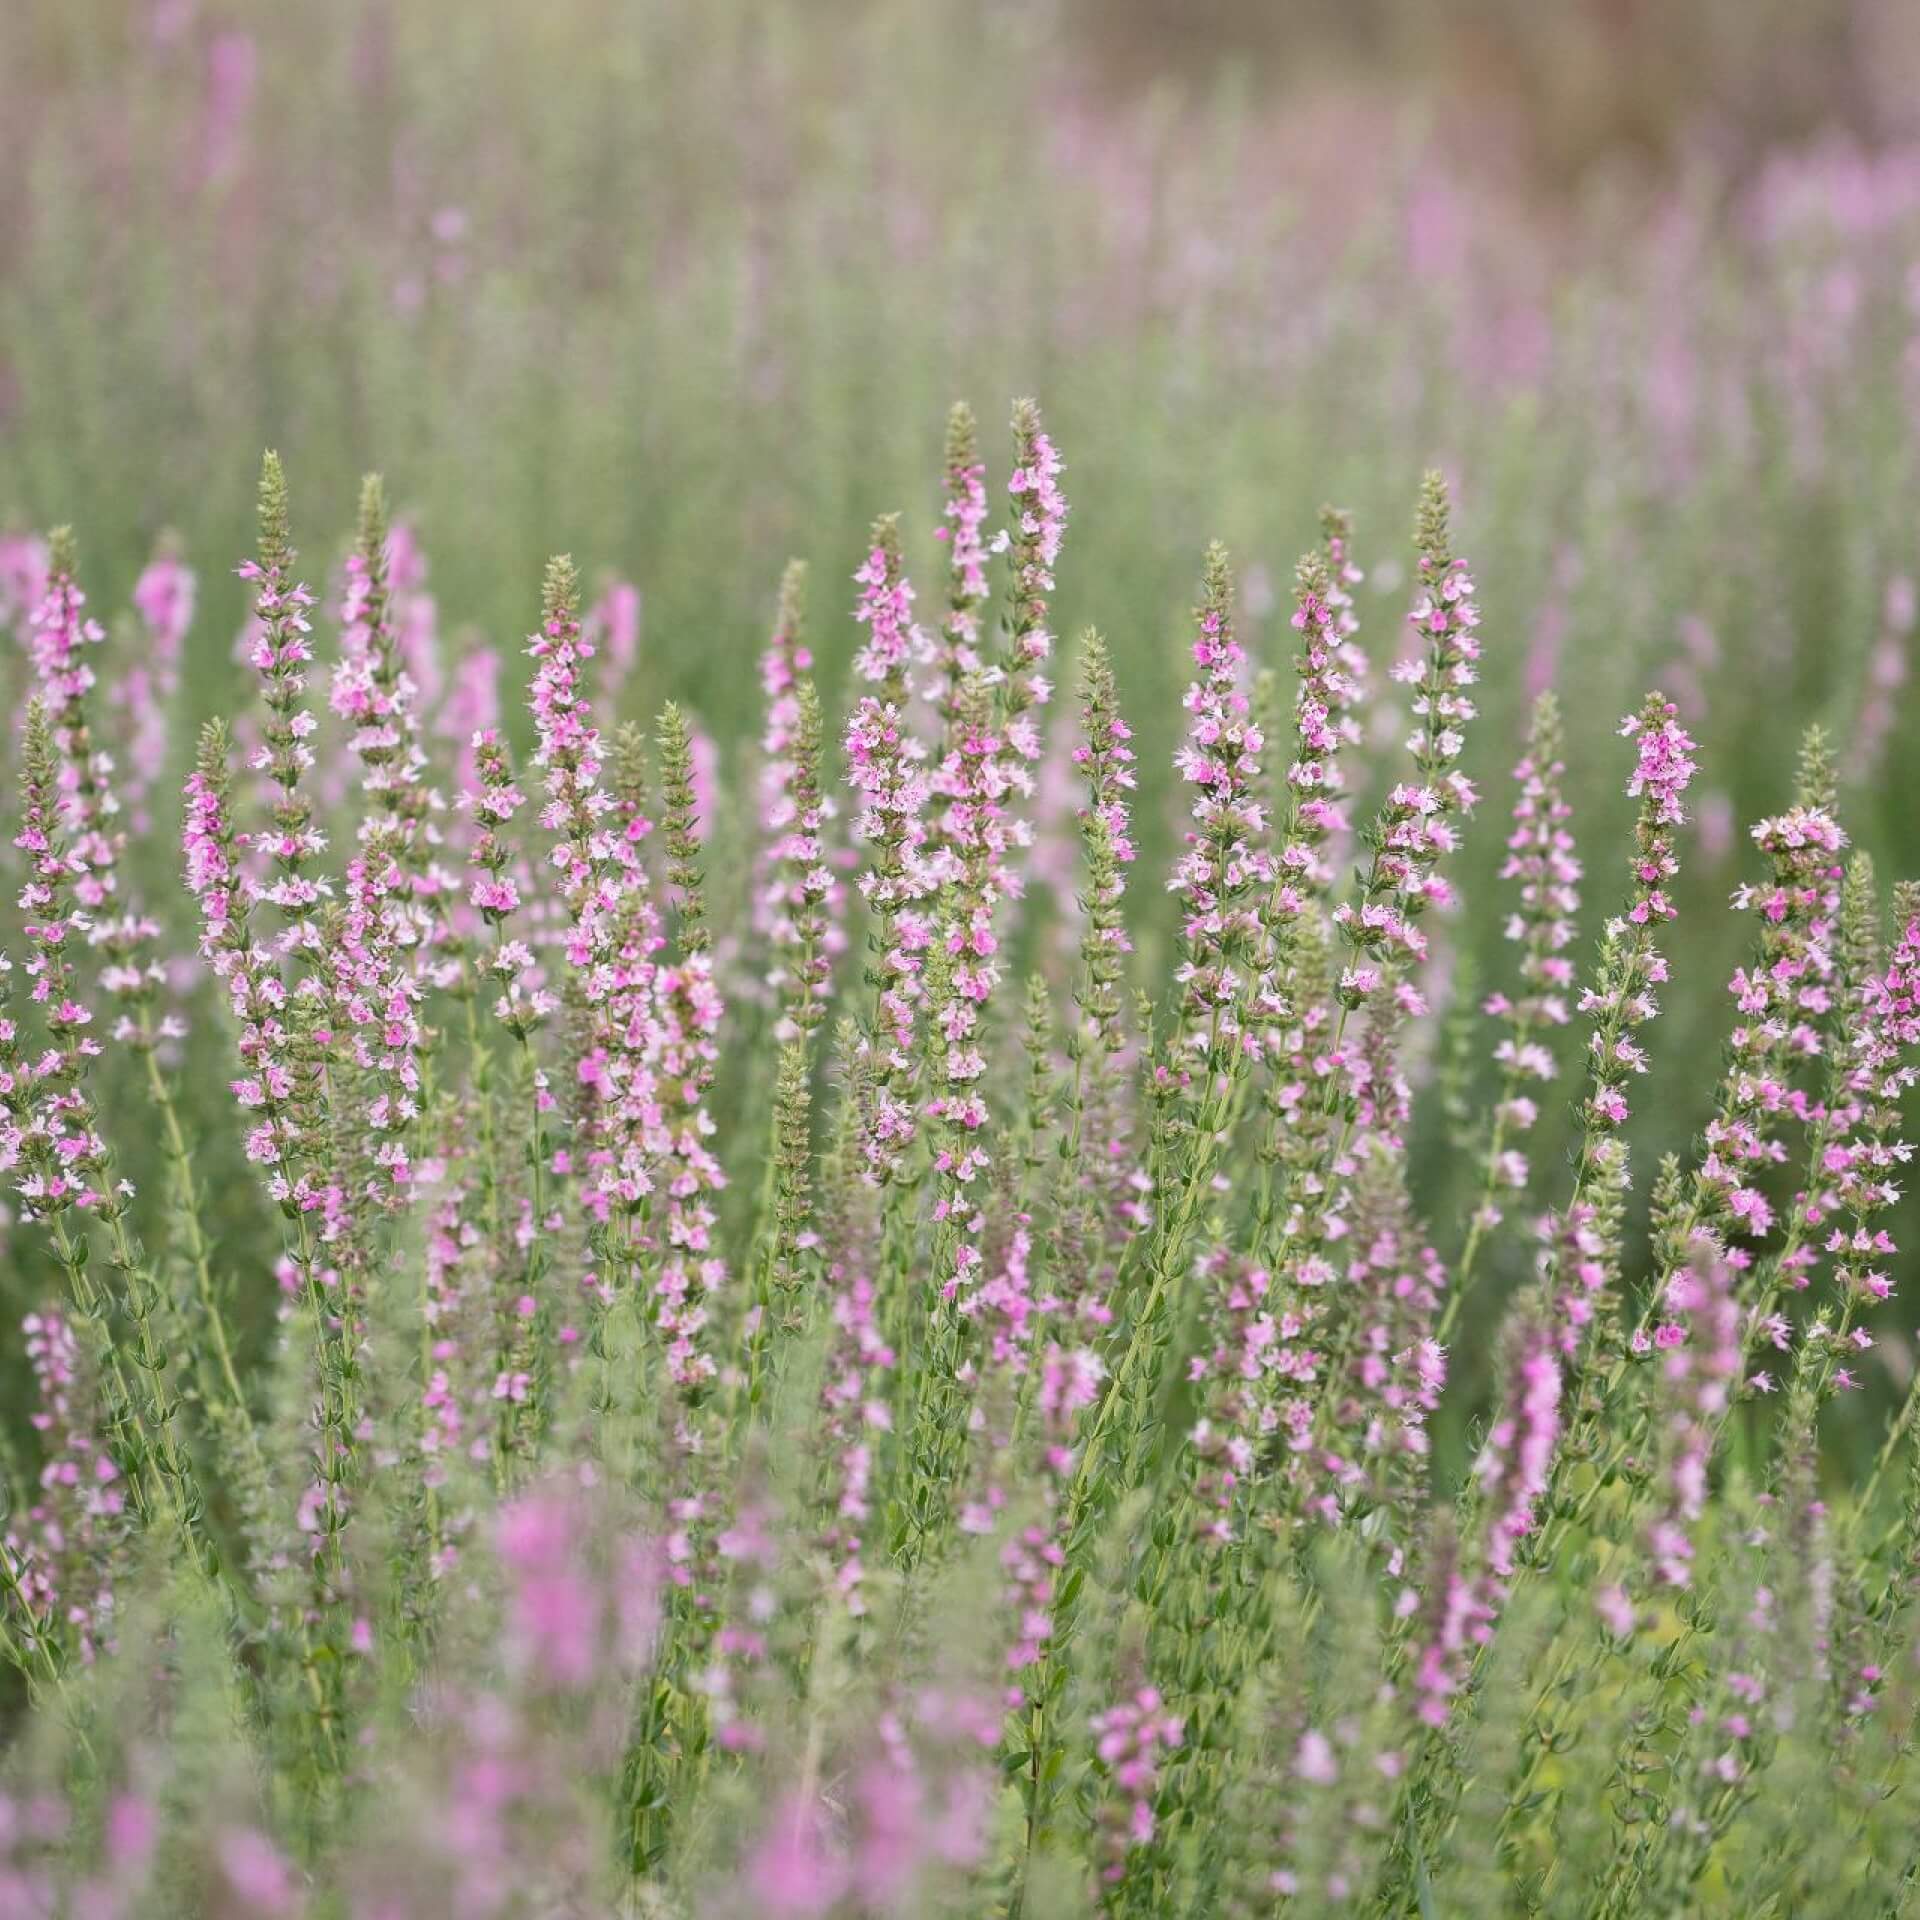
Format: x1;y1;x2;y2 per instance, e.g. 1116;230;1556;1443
1;1310;125;1666
1646;1247;1741;1589
816;1247;895;1617
584;576;641;712
1089;1685;1183;1894
1703;804;1847;1248
1476;1319;1562;1579
1411;1532;1496;1729
852;521;931;688
0;530;49;637
117;539;195;834
1623;699;1701;832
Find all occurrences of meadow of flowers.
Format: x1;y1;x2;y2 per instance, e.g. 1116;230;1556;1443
0;393;1915;1917
11;3;1920;1916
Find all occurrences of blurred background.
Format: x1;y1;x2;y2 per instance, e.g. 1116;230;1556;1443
5;0;1920;1451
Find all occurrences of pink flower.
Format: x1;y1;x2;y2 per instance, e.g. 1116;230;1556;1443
1477;1320;1561;1578
1089;1687;1183;1889
217;1827;298;1915
1620;701;1700;827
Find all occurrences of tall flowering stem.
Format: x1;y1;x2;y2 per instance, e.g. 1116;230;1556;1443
230;455;344;1242
1848;887;1920;1526
1580;696;1696;1130
530;551;626;969
1668;803;1848;1270
1249;524;1365;1275
234;457;344;1145
931;403;989;744
3;721;148;1524
1525;695;1697;1355
224;460;379;1766
844;516;935;1187
29;532;180;1072
1268;495;1484;1529
465;729;547;1040
29;538;249;1518
1168;542;1273;1066
891;675;1012;1567
997;397;1065;771
26;529;115;911
1056;631;1137;1274
328;474;439;1199
1088;1685;1184;1908
1402;1321;1562;1850
1477;1318;1564;1583
924;678;1009;1285
627;709;730;1838
55;548;261;1552
1330;474;1481;1021
742;1039;819;1420
1269;529;1365;931
4;705;224;1612
744;565;833;1418
1643;1246;1744;1592
998;640;1144;1873
755;562;837;1041
812;1019;894;1619
1055;549;1264;1625
1310;1148;1449;1549
1780;895;1920;1437
518;552;620;1458
576;722;664;1426
1447;692;1582;1322
651;702;727;1400
0;1309;126;1676
1469;693;1700;1613
1724;849;1886;1408
1537;791;1846;1532
1399;694;1700;1849
1283;486;1481;1320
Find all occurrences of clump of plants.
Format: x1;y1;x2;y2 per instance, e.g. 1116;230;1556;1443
1;409;1917;1917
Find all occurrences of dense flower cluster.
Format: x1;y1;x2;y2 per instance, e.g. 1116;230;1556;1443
1271;541;1365;921
1171;543;1274;1048
4;438;1920;1920
1575;694;1699;1137
844;534;940;1194
1473;695;1581;1223
1333;474;1482;1007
